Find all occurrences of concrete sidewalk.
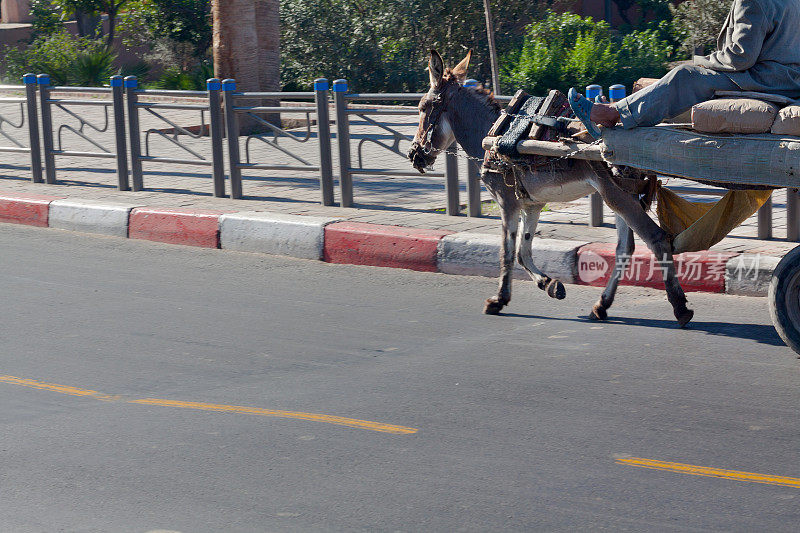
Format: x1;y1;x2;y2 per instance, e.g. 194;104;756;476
0;101;794;295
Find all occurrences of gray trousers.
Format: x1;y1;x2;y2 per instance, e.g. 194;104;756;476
615;64;739;128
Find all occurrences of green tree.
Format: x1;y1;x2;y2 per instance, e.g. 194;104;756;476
280;0;547;92
29;0;63;38
611;0;672;28
671;0;731;56
123;0;211;59
54;0;129;47
502;10;672;96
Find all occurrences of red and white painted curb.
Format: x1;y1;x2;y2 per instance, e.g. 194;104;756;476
0;191;781;296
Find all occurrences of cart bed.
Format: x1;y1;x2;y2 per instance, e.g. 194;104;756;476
483;126;800;189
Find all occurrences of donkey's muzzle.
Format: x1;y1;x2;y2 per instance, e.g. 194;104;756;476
408;141;434;174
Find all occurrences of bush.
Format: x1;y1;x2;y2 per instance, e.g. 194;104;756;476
29;0;63;38
149;62;214;90
502;11;672;96
671;0;731;56
281;0;547;93
4;32;117;86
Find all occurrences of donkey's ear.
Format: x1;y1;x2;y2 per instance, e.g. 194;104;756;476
451;49;472;84
428;49;445;87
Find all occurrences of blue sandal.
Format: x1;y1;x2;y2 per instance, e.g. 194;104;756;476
568;87;602;139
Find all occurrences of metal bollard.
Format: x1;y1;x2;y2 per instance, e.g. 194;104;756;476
207;78;226;198
110;75;130;191
445;143;459;215
125;76;144;191
24;74;43;183
609;84;626;102
467;158;482;217
586;82;608;226
333;79;353;207
37;74;56;184
222;79;242;199
758;196;773;240
586;84;602;101
788;188;800;242
314;78;335;206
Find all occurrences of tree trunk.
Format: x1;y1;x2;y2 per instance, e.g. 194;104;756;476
482;0;501;94
254;0;280;93
212;0;279;132
105;8;117;48
75;9;101;38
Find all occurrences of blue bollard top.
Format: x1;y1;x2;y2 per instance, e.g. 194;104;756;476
609;84;626;101
463;79;479;88
585;84;602;100
222;79;236;92
109;75;123;87
124;76;138;89
23;73;37;84
37;74;51;86
314;78;329;92
332;79;348;92
207;78;222;91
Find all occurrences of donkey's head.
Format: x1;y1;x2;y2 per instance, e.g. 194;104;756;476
407;50;472;173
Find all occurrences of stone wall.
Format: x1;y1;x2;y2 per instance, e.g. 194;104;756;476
1;0;32;24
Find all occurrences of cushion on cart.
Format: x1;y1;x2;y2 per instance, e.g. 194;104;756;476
691;98;779;134
771;105;800;136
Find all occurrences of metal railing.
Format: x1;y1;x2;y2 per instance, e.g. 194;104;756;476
332;78;489;216
222;78;334;203
125;76;225;196
0;76;42;182
38;74;129;189
1;73;797;241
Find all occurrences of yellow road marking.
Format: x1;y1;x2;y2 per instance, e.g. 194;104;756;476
0;375;102;397
617;457;800;488
0;374;417;435
130;398;417;434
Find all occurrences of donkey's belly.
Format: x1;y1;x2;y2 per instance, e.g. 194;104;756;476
526;180;595;204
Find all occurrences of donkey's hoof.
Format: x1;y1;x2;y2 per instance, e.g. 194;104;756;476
589;303;608;321
546;280;566;300
483;297;505;315
675;308;694;328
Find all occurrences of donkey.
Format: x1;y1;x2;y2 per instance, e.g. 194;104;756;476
407;50;694;327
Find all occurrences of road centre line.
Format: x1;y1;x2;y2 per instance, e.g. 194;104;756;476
617;456;800;488
0;375;115;399
129;398;416;434
0;374;417;435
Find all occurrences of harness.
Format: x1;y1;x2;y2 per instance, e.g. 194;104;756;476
418;87;454;153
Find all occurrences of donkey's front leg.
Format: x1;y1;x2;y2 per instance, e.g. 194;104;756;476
516;205;566;300
590;214;635;321
587;166;693;327
484;204;521;315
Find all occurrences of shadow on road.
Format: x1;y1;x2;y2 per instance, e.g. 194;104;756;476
500;312;785;347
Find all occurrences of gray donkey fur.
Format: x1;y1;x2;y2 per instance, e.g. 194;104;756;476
408;50;693;327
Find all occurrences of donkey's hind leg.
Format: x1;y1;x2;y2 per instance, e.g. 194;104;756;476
587;163;693;327
484;203;521;315
589;214;634;320
517;204;566;300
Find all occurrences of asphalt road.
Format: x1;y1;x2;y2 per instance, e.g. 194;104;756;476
0;224;798;532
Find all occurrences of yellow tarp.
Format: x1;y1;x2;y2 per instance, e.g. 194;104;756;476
656;185;773;254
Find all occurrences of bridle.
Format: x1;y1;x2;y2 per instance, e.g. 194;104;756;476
415;83;455;155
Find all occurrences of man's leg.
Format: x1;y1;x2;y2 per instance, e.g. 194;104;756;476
591;64;739;129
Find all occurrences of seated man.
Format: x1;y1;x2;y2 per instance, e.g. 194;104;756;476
571;0;800;137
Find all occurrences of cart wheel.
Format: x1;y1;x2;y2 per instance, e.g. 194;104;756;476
768;245;800;355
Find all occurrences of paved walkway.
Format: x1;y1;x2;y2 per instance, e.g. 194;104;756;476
0;95;796;255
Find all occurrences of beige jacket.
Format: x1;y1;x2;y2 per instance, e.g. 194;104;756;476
694;0;800;96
